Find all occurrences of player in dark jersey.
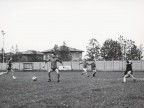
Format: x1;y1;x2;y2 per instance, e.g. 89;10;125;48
43;53;63;82
90;60;97;77
0;57;16;79
123;60;136;83
79;58;89;77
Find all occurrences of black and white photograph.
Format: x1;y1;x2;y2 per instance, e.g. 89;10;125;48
0;0;144;107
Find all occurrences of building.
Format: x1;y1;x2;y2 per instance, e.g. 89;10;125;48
20;50;44;62
42;46;84;61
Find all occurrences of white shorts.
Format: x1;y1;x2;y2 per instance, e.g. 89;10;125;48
92;69;96;72
83;68;87;72
127;71;132;75
125;71;132;78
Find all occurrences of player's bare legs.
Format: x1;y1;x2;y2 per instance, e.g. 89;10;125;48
11;69;16;79
55;69;60;82
123;74;129;83
92;70;96;77
83;68;89;77
123;71;136;82
129;74;136;82
0;72;7;76
48;69;52;82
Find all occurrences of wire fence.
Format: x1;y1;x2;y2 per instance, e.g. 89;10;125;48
0;60;144;72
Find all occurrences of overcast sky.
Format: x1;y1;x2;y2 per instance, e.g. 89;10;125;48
0;0;144;55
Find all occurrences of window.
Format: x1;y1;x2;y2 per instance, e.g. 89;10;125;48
76;52;79;57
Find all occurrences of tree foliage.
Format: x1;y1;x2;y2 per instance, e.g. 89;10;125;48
52;44;60;57
126;44;142;60
0;48;5;62
86;38;100;60
118;35;142;60
10;45;23;62
52;42;71;61
59;42;71;61
101;39;122;60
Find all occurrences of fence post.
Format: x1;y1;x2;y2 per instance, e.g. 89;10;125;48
19;62;20;70
122;61;123;71
105;61;106;72
39;62;41;71
141;60;142;71
47;62;48;71
104;61;105;72
71;61;73;71
113;60;114;72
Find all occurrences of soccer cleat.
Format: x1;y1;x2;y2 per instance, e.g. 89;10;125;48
133;79;136;82
93;74;96;77
57;80;60;82
47;79;51;82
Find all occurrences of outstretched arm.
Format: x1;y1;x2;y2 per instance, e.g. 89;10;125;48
57;59;64;66
43;59;50;68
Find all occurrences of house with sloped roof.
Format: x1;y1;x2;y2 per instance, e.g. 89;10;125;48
42;46;84;61
20;50;44;62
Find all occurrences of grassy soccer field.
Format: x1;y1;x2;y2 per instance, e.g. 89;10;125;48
0;71;144;108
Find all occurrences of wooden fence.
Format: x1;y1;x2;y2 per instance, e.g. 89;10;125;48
0;61;144;72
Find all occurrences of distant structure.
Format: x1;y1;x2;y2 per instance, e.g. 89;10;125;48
20;50;43;62
42;46;84;61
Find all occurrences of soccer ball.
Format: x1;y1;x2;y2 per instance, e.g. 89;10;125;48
32;76;37;81
13;76;16;80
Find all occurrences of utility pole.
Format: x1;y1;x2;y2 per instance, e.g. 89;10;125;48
1;30;5;63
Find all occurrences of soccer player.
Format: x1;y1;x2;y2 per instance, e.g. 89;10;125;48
43;53;63;82
79;58;89;77
90;60;97;77
0;57;16;79
123;60;136;83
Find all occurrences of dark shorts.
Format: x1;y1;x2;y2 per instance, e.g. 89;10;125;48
7;67;12;70
91;67;96;70
51;68;57;71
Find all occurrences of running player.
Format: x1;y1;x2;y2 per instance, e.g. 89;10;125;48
123;60;136;83
43;53;63;82
79;58;89;77
90;60;97;77
0;57;16;79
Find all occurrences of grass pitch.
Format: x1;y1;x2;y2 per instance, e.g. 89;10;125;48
0;71;144;108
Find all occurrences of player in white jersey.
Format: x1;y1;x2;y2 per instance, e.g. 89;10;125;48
79;58;89;77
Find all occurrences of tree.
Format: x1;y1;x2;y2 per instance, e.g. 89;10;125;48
52;44;60;58
138;44;144;60
59;41;71;61
118;35;142;60
127;44;142;60
86;38;100;60
9;45;22;62
101;39;122;60
0;48;5;62
15;45;22;62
